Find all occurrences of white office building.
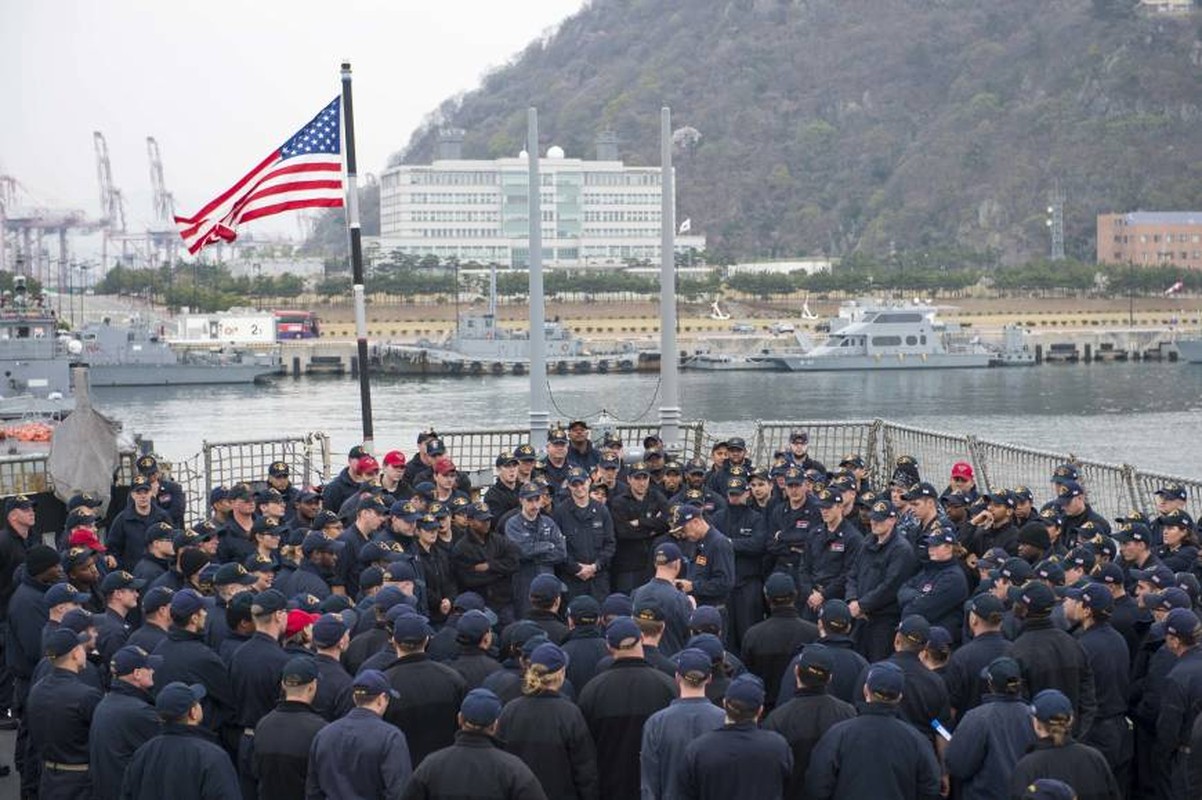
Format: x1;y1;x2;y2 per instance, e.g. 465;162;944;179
375;133;704;269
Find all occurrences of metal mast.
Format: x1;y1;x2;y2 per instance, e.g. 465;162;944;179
1047;183;1065;262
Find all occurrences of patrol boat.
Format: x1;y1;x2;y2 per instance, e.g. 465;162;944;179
76;318;280;387
774;299;994;371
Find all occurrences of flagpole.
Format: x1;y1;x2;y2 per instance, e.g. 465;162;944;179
658;106;680;452
341;61;374;451
527;108;549;446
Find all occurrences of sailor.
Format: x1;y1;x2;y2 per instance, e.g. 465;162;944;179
1155;509;1198;574
119;682;240;800
713;476;767;651
964;489;1020;558
631;542;694;655
151;589;235;738
501;573;569;645
674;504;735;613
322;445;373;513
553;466;616;601
453;504;521;625
483;450;522;520
264;460;300;511
1055;478;1112;539
403;688;546;800
940;460;980;506
679;674;792;800
447;609;505;690
577;617;677;800
227;588;290;796
767;467;822;576
27;627;102;800
804;662;942;800
1008;689;1121;800
784;430;825;474
216;483;258;565
381;613;469;764
774;599;869;708
565;419;601;471
337;494;389;597
503;484;567;618
125;587;174;655
797;487;864;620
252;655;328;800
740;572;818;710
540;426;573;489
94;570;145;671
204;563;257;652
107;476;171;572
496;642;598;800
846;498;917;662
1156;607;1202;798
944;656;1038;800
88;645;162;800
284;489;322;531
762;644;856;799
898;528;970;637
609;462;669;594
853;615;952;743
943;593;1013;717
1008;581;1097;737
136;455;187;529
411;510;457;624
131;523;176;585
309;613;352;722
560;596;610;690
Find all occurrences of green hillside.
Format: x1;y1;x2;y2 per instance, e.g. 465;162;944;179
316;0;1202;265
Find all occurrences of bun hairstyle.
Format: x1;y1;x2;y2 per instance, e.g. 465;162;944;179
522;662;564;696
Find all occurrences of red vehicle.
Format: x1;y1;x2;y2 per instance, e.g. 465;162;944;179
274;310;320;340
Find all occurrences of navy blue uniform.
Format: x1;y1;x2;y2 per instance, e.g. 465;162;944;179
944;693;1038;800
28;667;103;799
381;652;468;764
307;707;413;799
155;479;187;529
1077;621;1132;785
898;559;969;640
252;699;327;800
107;506;171;572
680;721;792;800
1011;616;1097;738
312;653;352;722
943;630;1012;716
775;635;868;708
854;651;952;742
229;631;289;795
763;687;857;799
631;577;692;656
640;698;726;799
768;498;822;575
553;498;616;600
806;701;942;800
740;607;818;710
120;723;240;800
95;608;133;676
402;729;547;800
561;625;609;690
714;503;768;650
1157;647;1202;797
846;531;916;661
608;492;668;594
151;628;236;735
797;519;863;607
688;526;735;609
89;681;161;800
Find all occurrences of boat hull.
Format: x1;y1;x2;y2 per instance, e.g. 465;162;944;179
777;353;993;371
88;364;278;387
1176;339;1202;363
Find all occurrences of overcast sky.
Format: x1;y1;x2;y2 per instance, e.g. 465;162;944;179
1;0;585;241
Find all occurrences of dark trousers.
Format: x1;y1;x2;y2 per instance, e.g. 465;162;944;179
237;732;257;800
613;568;652;596
563;572;610;602
39;765;91;800
726;580;764;653
855;614;899;663
1083;715;1132;797
1134;722;1172;800
14;675;36;798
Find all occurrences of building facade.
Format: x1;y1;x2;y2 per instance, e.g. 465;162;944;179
1096;212;1202;268
375;145;704;269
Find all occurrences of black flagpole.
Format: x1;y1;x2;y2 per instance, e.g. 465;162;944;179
341;61;374;450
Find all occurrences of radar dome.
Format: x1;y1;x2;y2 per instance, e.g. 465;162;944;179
547;145;565;159
518;149;529;159
67;340;84;356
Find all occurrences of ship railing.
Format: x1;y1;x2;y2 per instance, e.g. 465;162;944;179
750;420;881;477
170;433;332;521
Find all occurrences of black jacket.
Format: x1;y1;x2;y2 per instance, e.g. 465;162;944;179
680;721;792;800
763;688;857;799
945;693;1038;800
797;519;863;601
5;566;50;677
0;526;35;617
740;607;818;710
1011;615;1097;737
497;691;599;800
483;479;521;521
1157;646;1202;750
561;625;609;690
229;632;290;730
452;529;521;612
321;466;362;513
107;505;171;571
1007;737;1121;800
855;650;952;740
120;724;240;800
402;730;548;800
608;491;668;573
307;706;412;800
413;540;457;624
846;531;916;619
805;702;942;800
252;699;327;800
448;646;505;691
28;667;103;767
944;630;1012;717
775;635;868;709
577;657;677;800
151;627;236;733
312;653;352;722
553;498;616;576
89;681;161;800
381;652;468;764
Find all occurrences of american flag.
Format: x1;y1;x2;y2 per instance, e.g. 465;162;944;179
175;97;344;254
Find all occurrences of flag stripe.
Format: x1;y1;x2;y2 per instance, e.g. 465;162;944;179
240;197;344;225
175;150;282;224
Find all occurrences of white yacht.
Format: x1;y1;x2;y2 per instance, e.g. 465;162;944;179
775;299;993;371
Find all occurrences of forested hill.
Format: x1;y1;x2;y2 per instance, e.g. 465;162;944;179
315;0;1202;264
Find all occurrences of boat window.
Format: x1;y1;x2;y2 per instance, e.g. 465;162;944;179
905;335;918;345
872;336;902;347
875;313;924;324
921;335;927;345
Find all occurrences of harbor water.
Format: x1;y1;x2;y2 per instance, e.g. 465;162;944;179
92;361;1202;477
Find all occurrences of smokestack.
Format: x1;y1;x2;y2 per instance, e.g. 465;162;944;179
436;128;465;160
595;131;619;161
